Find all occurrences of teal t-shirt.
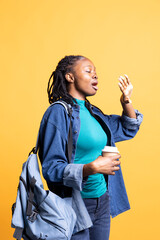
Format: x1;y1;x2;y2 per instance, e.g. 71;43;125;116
73;98;108;198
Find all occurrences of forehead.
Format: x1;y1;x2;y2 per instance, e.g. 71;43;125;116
74;58;96;70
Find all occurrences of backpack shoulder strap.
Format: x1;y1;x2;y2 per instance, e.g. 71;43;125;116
50;100;73;117
32;100;73;163
48;100;73;163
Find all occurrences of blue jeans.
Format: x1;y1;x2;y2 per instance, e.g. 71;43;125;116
71;191;110;240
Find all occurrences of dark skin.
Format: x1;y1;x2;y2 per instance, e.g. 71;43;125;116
65;57;136;177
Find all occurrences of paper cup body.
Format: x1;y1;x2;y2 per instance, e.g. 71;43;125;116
102;146;119;157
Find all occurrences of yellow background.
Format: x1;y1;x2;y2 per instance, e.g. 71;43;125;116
0;0;160;239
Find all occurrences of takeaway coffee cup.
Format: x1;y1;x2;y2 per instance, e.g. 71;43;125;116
102;146;119;157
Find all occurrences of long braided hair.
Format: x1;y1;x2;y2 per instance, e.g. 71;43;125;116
47;55;90;106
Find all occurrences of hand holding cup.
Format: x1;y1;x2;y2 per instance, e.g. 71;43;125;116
91;146;121;176
83;146;121;177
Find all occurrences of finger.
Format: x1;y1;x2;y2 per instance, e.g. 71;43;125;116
118;77;125;87
113;160;121;166
119;75;126;82
124;74;130;85
120;75;125;80
113;166;120;171
118;82;124;93
112;154;121;160
118;82;124;91
120;76;128;87
118;79;126;91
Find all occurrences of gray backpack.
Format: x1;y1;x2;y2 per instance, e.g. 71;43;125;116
11;101;77;240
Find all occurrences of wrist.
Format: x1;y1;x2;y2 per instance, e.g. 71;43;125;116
120;95;132;104
83;162;97;177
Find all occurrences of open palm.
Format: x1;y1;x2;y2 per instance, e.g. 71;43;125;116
118;74;133;100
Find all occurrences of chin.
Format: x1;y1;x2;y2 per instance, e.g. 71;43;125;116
86;91;97;97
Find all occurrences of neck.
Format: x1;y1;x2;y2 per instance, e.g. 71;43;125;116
68;93;86;101
68;88;86;100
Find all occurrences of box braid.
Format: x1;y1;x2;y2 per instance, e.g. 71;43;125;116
47;55;91;106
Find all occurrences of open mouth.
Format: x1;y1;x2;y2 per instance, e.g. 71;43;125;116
92;82;98;90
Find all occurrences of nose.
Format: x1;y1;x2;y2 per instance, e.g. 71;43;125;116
92;73;98;80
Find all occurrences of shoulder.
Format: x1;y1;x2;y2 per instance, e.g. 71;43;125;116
41;102;69;127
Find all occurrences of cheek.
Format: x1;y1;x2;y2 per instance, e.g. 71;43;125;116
79;79;91;89
80;74;91;85
75;75;90;87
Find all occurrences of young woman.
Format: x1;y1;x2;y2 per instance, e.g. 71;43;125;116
38;55;143;240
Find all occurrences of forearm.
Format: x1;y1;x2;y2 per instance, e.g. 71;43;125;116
120;95;136;119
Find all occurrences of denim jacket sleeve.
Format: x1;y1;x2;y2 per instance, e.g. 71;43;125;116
105;109;143;142
63;164;87;191
38;106;85;191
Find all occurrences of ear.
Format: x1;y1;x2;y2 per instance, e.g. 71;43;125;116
65;73;74;83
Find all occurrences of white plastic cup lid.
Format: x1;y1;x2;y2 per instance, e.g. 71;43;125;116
102;146;119;153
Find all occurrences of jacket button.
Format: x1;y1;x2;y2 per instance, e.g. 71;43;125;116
74;130;77;133
76;117;79;119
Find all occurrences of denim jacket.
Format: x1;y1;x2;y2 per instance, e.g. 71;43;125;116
38;99;143;233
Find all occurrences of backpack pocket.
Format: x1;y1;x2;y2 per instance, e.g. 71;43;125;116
37;190;76;239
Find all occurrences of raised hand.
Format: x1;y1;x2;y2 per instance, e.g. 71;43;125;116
118;74;133;101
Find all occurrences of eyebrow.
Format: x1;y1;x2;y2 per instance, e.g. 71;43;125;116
85;65;96;70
